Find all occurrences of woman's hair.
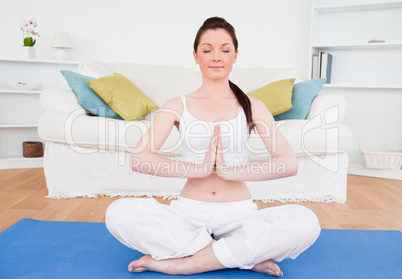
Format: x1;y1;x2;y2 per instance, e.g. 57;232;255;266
193;16;255;134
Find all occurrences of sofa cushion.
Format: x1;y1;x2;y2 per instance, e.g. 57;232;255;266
246;79;295;116
105;63;202;107
306;93;347;122
40;88;87;114
60;70;122;119
87;73;159;121
79;60;115;78
230;67;303;93
275;78;326;121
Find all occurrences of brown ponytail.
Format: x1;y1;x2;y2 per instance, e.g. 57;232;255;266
194;17;255;134
228;80;255;134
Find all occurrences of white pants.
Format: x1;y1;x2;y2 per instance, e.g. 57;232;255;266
105;197;321;269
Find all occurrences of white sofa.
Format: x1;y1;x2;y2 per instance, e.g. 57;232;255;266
38;62;353;203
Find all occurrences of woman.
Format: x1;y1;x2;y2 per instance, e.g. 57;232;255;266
106;17;320;277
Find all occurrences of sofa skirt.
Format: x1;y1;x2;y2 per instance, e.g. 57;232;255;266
44;142;348;203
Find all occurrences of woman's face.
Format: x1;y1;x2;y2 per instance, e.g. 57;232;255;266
194;28;238;81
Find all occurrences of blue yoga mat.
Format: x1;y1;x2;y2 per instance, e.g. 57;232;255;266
0;219;401;278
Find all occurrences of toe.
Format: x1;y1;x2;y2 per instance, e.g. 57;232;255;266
129;267;146;273
128;261;135;271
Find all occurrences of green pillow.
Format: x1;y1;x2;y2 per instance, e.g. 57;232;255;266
247;79;295;116
87;73;159;121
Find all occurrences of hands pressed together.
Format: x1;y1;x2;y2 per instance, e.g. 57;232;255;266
203;125;230;177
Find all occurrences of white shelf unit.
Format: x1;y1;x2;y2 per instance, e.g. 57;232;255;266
323;84;402;90
314;1;402;12
310;0;402;180
0;58;81;169
0;124;38;128
312;42;402;50
0;90;42;94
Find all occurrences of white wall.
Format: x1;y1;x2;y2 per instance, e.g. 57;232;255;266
0;0;312;78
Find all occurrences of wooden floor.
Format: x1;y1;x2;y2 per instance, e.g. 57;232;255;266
0;168;401;233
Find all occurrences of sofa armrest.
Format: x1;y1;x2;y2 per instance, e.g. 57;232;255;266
306;93;347;123
40;88;87;115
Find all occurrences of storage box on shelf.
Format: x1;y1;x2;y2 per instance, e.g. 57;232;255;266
310;0;402;180
0;59;81;169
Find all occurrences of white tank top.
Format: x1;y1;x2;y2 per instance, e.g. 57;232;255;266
179;95;249;167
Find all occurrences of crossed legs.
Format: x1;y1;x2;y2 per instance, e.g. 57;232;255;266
127;240;283;277
105;198;320;277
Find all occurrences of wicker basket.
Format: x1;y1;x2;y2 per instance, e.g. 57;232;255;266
23;141;44;158
361;147;402;170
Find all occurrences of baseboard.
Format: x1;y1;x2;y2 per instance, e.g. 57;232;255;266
348;162;402;180
0;157;44;170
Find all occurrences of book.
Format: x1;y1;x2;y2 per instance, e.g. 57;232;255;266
312;55;319;79
318;51;323;79
320;52;332;84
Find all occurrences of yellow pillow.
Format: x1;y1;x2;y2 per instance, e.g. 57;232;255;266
247;78;295;116
87;73;159;121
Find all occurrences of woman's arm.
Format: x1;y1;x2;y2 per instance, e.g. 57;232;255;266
217;97;298;181
131;97;211;178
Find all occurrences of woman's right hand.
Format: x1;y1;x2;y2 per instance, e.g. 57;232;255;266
203;125;220;175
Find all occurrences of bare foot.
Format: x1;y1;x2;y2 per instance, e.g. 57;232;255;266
251;259;283;277
128;254;153;273
127;241;222;275
128;254;194;275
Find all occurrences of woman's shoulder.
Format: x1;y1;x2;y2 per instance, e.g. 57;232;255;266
248;96;260;103
162;96;183;108
163;91;200;108
159;96;186;122
248;96;266;111
248;96;273;120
